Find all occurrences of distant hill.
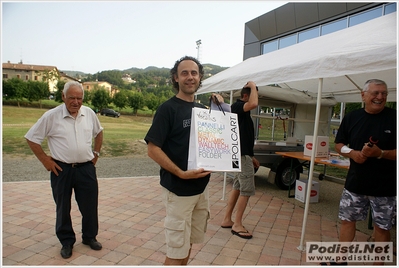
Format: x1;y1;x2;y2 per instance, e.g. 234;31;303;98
203;64;229;76
60;70;87;77
61;64;228;78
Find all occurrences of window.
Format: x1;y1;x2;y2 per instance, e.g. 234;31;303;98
279;34;297;49
384;2;397;14
262;40;278;54
25;75;29;80
298;27;320;43
258;3;391;56
321;18;347;36
3;74;8;79
349;7;382;27
17;75;20;79
34;76;38;80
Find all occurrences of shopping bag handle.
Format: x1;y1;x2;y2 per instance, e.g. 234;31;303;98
209;95;225;115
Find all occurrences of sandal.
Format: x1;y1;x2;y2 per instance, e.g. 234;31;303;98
231;229;253;239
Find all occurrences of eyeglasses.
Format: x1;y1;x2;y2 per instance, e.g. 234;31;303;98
367;91;388;97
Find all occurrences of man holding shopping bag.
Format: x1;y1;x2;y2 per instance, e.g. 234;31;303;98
221;82;260;239
145;56;224;265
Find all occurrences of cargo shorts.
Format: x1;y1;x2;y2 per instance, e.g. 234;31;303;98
232;155;255;196
338;188;396;230
162;187;210;259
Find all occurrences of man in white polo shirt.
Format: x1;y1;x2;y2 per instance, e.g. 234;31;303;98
25;81;104;259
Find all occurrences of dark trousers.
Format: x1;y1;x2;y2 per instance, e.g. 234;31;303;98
50;161;99;246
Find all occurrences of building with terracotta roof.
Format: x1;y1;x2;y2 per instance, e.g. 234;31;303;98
2;61;60;93
82;81;118;96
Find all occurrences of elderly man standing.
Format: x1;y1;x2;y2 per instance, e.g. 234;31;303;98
325;79;396;266
25;81;104;259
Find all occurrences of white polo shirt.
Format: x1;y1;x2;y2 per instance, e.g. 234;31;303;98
25;104;103;163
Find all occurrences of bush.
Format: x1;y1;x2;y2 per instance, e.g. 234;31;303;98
2;99;58;109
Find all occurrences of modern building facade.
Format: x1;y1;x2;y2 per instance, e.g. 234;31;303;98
244;2;396;60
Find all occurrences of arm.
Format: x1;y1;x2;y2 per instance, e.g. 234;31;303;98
361;144;396;161
252;156;260;169
335;143;368;164
243;81;258;112
147;142;210;179
26;139;62;176
92;130;103;165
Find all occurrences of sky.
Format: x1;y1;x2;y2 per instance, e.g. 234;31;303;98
1;1;287;74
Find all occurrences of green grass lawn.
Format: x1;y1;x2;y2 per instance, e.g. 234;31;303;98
2;105;153;157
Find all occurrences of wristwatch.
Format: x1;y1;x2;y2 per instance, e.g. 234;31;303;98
93;151;100;157
377;150;384;159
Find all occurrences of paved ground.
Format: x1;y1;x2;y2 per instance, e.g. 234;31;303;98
3;172;395;266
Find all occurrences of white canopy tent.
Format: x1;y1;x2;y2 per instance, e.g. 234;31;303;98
197;13;396;103
196;12;397;251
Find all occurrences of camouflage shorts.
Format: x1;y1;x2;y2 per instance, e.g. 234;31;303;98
338;188;396;230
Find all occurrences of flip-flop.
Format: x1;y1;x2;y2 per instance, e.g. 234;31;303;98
231;229;253;239
221;225;233;228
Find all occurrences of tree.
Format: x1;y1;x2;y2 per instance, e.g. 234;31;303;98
97;70;124;88
26;81;49;108
81;73;98;82
158;95;169;108
144;93;159;115
127;91;144;115
55;80;66;102
113;90;129;111
91;86;111;110
83;90;92;104
38;69;60;93
2;78;27;107
196;92;213;106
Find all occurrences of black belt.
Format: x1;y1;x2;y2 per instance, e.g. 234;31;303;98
54;159;92;168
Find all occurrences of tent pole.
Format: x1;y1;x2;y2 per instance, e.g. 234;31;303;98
340;102;345;124
297;78;324;251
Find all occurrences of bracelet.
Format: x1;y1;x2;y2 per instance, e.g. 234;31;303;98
93;151;100;157
377;150;384;159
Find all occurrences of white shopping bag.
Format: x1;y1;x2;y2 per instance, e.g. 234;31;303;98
188;107;241;172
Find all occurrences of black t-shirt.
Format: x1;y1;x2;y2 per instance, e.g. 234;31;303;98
144;96;210;196
231;99;255;157
335;107;396;196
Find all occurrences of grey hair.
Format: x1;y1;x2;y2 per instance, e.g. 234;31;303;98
363;79;387;92
63;81;84;97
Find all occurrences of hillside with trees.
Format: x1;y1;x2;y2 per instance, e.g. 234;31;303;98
60;64;229;114
2;64;229;115
4;62;396;117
